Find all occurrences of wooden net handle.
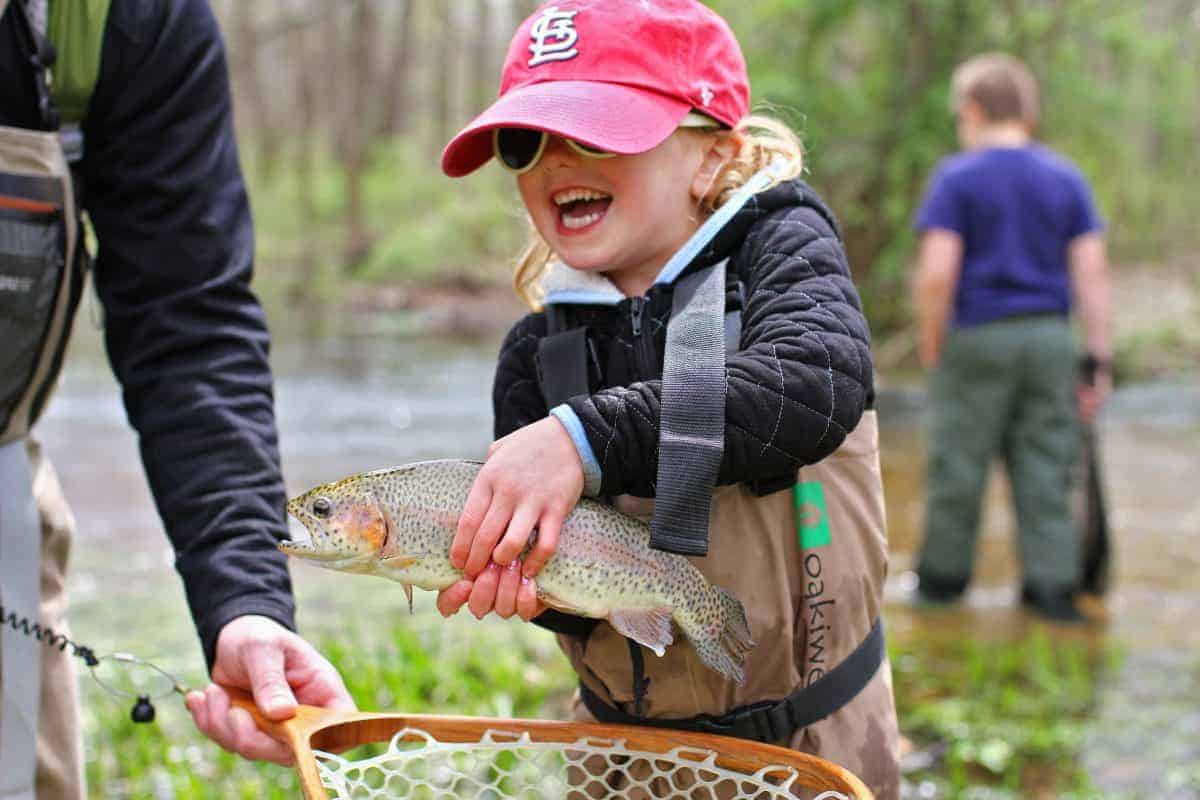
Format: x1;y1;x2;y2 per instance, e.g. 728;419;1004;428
227;688;874;800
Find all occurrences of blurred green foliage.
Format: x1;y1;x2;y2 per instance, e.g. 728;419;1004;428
247;0;1198;342
82;612;1141;798
707;0;1200;330
890;625;1123;798
82;617;576;798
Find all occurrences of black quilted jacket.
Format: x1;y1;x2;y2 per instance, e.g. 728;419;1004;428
492;179;874;497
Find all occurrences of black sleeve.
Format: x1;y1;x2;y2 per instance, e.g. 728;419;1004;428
492;313;550;439
80;0;294;669
565;204;873;497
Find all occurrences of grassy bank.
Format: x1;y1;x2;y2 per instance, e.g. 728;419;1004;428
81;615;1133;798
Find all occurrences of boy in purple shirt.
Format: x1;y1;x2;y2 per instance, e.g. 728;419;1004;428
911;53;1112;620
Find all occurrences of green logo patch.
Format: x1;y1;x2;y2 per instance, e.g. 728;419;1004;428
794;481;831;548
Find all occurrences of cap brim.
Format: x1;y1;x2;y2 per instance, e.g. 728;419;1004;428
441;81;692;178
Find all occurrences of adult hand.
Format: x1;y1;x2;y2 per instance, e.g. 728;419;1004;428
449;416;584;580
436;561;546;621
184;615;355;765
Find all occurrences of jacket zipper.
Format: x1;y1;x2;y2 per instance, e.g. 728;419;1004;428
629;297;656;378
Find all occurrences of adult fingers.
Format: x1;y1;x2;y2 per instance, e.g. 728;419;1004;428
493;560;522;619
226;705;295;765
243;640;296;720
465;496;514;577
522;508;564;578
437;579;474;617
492;505;540;568
451;480;493;570
192;684;293;764
467;562;502;619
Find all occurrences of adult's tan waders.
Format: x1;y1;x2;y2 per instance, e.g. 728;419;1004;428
533;173;900;799
1;1;96;796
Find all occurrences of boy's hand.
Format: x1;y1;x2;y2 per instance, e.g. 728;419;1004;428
1077;369;1112;424
449;416;584;580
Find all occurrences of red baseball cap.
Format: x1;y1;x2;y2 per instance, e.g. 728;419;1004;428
441;0;750;178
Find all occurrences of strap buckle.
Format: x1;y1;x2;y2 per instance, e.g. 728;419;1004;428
692;699;795;743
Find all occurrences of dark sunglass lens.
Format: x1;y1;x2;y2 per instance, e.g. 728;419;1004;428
497;128;544;170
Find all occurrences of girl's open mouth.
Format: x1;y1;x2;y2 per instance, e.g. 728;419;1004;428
553;188;613;232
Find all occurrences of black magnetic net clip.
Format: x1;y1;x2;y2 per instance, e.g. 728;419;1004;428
131;695;156;724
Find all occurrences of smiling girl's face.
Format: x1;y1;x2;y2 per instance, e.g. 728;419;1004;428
516;129;723;298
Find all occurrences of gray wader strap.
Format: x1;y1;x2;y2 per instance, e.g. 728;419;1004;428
648;260;728;556
580;617;886;744
536;327;590;408
0;440;41;799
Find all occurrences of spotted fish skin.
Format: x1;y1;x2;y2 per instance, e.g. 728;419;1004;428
283;459;754;683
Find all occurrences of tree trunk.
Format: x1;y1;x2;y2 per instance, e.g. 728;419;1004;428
231;1;280;176
378;0;415;137
432;0;455;153
290;8;320;299
474;0;494;111
342;0;376;271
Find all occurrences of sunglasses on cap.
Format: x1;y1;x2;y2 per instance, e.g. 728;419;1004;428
493;111;723;174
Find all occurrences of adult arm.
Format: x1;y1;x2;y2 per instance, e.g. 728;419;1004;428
912;229;964;369
82;0;350;760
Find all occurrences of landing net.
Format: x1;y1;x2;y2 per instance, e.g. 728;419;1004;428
313;727;830;799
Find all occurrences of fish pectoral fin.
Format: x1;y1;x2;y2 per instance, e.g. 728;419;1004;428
609;608;674;657
403;583;414;614
380;554;418;568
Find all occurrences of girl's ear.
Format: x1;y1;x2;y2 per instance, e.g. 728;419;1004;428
691;130;744;204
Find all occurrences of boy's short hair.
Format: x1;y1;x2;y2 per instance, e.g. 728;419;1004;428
951;53;1039;126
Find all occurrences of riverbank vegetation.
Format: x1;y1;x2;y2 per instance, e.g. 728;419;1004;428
82;615;1141;798
221;0;1199;377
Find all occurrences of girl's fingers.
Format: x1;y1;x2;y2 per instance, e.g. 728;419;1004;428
452;480;493;570
465;494;514;577
522;510;564;578
494;560;522;618
437;579;474;617
516;576;542;621
468;563;502;619
492;505;540;567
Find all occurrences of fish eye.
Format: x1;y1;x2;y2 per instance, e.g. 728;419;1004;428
312;497;332;518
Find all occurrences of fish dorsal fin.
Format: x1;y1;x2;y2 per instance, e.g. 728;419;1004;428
609;609;674;657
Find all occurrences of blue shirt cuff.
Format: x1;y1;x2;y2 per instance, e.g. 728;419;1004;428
549;405;602;497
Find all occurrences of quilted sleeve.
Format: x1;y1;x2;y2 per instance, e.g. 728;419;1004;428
566;204;873;497
720;205;873;480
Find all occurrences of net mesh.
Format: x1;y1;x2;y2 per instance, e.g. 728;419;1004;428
314;727;824;799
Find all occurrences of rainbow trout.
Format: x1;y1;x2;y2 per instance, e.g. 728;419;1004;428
282;459;754;683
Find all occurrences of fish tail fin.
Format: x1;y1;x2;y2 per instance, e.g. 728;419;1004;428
682;585;755;685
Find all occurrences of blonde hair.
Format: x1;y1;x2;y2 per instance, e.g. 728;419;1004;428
951;52;1040;127
512;113;805;309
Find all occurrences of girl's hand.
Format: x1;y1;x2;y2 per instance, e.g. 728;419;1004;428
436;561;545;621
450;416;584;579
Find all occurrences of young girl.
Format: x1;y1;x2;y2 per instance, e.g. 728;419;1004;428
437;2;899;795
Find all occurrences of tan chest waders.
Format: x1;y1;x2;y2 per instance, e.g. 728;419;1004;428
0;1;95;795
532;168;899;797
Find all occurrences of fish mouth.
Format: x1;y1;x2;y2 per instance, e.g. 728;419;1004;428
277;539;342;562
277;539;373;571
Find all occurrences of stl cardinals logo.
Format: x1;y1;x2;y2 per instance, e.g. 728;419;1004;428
528;6;580;66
